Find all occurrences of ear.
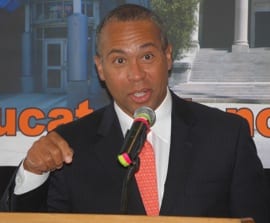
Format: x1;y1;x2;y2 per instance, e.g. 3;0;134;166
94;56;105;81
165;44;173;71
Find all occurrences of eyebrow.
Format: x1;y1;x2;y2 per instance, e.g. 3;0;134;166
106;42;159;58
107;49;125;57
140;42;158;50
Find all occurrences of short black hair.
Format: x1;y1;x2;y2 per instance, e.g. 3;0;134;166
95;4;169;56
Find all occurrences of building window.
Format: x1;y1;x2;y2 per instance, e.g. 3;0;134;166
31;0;94;24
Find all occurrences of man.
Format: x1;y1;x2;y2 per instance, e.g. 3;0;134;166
1;4;269;223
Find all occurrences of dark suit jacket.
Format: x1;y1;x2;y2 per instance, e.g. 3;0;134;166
3;93;270;223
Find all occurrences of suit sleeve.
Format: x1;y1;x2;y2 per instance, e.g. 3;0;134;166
230;118;270;223
0;164;49;212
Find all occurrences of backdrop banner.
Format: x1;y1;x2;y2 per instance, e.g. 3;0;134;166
0;1;269;169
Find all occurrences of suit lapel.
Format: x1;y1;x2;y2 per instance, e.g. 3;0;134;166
93;105;145;214
160;94;197;215
94;105;125;181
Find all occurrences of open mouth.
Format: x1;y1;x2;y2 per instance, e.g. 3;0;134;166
130;89;151;103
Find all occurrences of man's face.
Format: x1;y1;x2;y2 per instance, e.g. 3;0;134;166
95;20;173;117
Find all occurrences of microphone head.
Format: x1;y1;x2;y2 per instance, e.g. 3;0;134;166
133;106;156;127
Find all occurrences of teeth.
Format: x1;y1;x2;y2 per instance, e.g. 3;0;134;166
134;91;145;97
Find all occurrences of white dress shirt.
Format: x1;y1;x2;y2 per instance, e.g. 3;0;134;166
15;89;172;207
114;88;172;207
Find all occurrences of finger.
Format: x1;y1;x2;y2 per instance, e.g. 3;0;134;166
23;132;73;174
24;153;49;174
25;146;63;174
36;133;71;171
48;132;74;164
47;145;65;169
24;135;63;173
34;135;61;171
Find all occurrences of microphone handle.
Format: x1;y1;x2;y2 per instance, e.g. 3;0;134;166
119;121;147;164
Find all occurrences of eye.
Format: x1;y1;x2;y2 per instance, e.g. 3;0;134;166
143;54;154;61
113;57;126;64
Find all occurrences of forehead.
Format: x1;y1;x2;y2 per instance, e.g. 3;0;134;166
98;20;162;54
101;19;159;33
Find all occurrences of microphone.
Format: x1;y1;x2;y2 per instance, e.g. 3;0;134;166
117;106;156;167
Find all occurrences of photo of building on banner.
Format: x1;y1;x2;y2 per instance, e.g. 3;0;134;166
0;0;269;169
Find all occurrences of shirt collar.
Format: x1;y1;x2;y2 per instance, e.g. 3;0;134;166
114;88;172;143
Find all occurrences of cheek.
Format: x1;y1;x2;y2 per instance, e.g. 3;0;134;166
105;81;126;103
103;73;126;93
151;63;169;82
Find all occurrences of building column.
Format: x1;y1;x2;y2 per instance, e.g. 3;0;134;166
191;2;200;51
21;1;34;92
67;0;89;109
232;0;249;52
169;2;201;86
88;0;112;110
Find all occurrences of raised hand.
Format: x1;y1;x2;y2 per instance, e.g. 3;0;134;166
23;131;73;174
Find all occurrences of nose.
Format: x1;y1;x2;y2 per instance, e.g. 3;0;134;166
127;60;146;82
